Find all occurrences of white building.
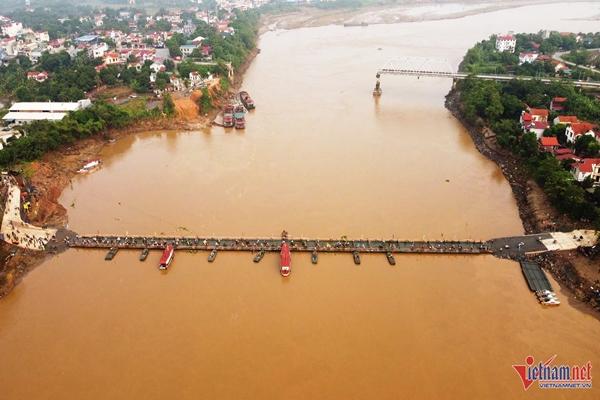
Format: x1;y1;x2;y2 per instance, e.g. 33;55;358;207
565;122;598;144
518;52;538;65
2;100;92;125
496;33;516;53
89;42;109;59
180;44;198;57
571;158;600;186
1;22;23;37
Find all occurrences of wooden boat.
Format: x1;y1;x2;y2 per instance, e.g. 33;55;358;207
105;247;118;260
353;251;361;265
386;251;396;266
239;91;255;109
253;249;265;263
223;104;234;128
311;250;318;264
139;248;149;261
208;249;217;262
234;105;245;129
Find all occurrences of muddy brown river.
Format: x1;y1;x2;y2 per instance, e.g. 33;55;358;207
1;3;600;399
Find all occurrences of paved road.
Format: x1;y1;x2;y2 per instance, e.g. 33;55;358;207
553;49;600;75
489;230;598;259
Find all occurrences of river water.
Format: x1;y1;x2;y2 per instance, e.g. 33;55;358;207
1;3;600;399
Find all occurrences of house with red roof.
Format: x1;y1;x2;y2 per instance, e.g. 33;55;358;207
495;33;516;53
26;71;48;82
103;51;121;65
571;158;600;186
555;148;580;162
565;122;598;144
520;107;550;138
519;52;539;65
527;107;549;122
550;97;567;112
539;136;560;153
553;115;579;125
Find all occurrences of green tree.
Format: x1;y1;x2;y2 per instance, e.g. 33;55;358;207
162;93;175;116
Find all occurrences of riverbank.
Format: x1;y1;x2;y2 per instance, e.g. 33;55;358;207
0;45;262;299
260;0;571;32
0;117;203;298
445;88;600;314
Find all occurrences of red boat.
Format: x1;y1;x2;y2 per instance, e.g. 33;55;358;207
159;244;174;270
239;91;255;110
223;104;234;128
233;105;245;129
280;242;291;277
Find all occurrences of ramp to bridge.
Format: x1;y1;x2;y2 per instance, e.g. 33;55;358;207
520;261;552;292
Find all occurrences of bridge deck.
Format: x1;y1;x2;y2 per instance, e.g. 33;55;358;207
376;69;600;88
66;235;492;255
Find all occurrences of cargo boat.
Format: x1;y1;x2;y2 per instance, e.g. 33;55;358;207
223;104;234;128
159;244;174;270
234;105;245;129
280;242;291;277
239;91;255;110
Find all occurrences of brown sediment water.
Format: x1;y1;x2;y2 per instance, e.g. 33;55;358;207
1;3;600;399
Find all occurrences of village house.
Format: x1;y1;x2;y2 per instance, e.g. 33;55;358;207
103;51;121;65
0;37;17;56
89;42;109;59
180;43;199;57
565;122;598;144
170;76;184;91
94;15;105;27
553;115;579;125
518;52;538;65
150;61;165;73
1;21;23;37
189;71;203;87
76;35;100;46
550;97;567;112
571;158;600;186
522;107;548;122
555;148;580;162
495;33;516;53
26;71;49;82
520;107;549;139
554;62;571;74
538;136;560;154
191;36;205;46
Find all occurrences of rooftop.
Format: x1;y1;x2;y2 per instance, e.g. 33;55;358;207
2;111;67;121
540;137;559;147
